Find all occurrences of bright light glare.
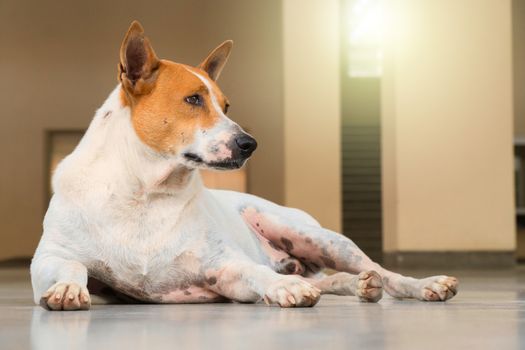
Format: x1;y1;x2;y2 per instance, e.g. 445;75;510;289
348;0;384;77
350;0;385;45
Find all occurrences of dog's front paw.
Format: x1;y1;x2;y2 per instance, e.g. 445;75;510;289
40;282;91;311
263;277;321;307
356;270;383;302
418;275;458;301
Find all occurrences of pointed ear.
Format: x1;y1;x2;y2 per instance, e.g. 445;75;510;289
198;40;233;81
118;21;160;95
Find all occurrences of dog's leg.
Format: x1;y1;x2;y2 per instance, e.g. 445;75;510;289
204;258;321;307
241;205;458;301
302;271;383;302
31;255;91;311
249;226;305;275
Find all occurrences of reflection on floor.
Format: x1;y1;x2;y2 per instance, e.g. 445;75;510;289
1;266;524;350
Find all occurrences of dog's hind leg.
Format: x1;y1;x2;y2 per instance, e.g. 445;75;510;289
239;200;458;302
249;221;306;275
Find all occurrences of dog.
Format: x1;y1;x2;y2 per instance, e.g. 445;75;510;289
31;21;458;310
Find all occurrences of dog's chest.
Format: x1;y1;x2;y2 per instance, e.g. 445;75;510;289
87;246;211;302
82;190;266;301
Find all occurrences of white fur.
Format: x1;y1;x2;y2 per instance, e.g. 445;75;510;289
30;83;458;307
30;85;272;303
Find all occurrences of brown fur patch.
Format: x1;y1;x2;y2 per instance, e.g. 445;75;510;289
268;240;283;251
280;237;294;251
130;61;228;154
320;256;336;269
116;22;230;154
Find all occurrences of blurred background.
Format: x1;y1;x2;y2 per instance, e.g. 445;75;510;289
0;0;522;269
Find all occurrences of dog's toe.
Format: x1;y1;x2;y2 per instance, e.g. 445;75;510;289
264;277;321;308
356;270;383;303
418;276;459;302
40;283;91;311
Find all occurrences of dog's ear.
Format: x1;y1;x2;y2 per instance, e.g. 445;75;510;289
198;40;233;81
118;21;160;96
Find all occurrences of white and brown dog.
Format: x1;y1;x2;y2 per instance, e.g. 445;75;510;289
31;21;458;310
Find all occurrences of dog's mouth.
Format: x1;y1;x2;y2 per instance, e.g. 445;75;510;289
183;152;203;164
183;152;244;170
206;159;244;170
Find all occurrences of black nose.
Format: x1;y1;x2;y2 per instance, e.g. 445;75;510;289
235;135;258;155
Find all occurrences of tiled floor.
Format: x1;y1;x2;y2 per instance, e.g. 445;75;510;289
1;266;524;350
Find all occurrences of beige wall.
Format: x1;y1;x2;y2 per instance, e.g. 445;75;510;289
282;0;342;232
382;0;515;251
0;0;284;259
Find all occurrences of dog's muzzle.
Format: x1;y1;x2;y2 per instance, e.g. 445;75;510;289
183;133;258;170
207;133;257;170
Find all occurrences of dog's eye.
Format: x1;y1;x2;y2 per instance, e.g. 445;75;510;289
184;94;203;106
224;103;230;114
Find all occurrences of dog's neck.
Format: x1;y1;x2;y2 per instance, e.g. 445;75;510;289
67;85;203;202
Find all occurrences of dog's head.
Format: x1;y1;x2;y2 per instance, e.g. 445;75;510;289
118;21;257;170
